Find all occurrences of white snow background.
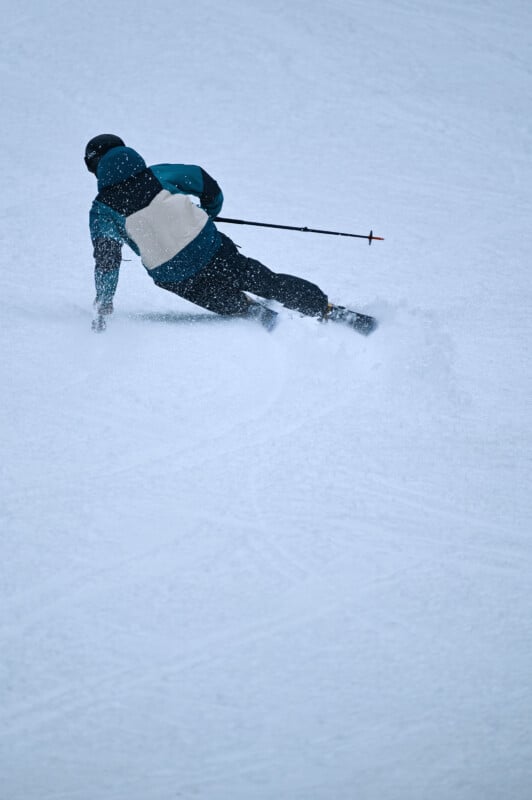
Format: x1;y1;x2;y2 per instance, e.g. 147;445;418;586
1;0;531;798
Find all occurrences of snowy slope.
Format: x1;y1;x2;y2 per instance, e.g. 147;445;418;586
1;1;531;798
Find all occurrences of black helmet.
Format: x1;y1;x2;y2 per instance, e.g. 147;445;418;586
84;134;125;174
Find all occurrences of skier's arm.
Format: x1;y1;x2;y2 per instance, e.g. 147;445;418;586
151;163;224;218
90;200;123;312
93;237;121;312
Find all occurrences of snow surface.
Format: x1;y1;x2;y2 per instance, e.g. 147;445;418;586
1;0;532;798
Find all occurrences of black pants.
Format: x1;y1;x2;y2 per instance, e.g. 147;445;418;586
155;234;329;317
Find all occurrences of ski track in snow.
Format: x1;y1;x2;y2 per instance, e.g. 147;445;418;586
2;1;532;799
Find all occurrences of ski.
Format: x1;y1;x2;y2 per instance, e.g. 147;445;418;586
245;302;279;332
325;304;378;335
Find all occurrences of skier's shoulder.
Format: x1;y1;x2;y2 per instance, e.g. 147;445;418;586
150;162;204;191
89;197;123;240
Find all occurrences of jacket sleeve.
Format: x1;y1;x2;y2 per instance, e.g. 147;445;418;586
93;238;121;305
150;163;224;218
89;201;123;305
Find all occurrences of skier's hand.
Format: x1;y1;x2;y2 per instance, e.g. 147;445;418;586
91;313;106;333
92;299;113;333
94;299;114;315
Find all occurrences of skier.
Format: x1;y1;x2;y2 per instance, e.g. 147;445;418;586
85;134;376;333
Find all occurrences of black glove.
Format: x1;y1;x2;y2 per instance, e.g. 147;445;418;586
94;298;114;315
92;299;113;333
91;314;107;333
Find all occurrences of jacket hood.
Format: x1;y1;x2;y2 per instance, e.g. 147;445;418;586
97;146;147;189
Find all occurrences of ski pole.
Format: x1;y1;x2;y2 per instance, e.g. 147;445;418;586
215;216;384;245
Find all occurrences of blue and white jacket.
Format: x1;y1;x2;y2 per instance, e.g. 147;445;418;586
89;147;224;304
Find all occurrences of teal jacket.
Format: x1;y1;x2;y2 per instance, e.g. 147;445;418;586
89;147;224;304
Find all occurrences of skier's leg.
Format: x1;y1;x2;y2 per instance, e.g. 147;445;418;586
240;255;329;316
172;266;250;315
156;233;328;318
184;233;328;316
154;236;251;315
